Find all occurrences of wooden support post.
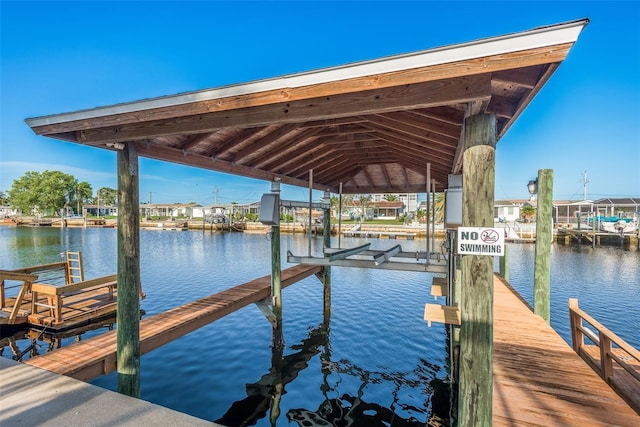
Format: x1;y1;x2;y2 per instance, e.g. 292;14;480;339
338;182;343;249
459;113;496;427
499;244;509;282
534;169;553;324
426;163;431;258
117;142;141;398
322;201;331;322
592;213;596;249
270;184;283;349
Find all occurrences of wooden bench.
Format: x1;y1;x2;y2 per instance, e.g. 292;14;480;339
30;274;117;323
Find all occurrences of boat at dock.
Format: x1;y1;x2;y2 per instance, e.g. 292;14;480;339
589;216;638;234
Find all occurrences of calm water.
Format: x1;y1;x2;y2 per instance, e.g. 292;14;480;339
1;226;639;426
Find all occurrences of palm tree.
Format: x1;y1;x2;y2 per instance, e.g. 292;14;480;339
521;205;536;223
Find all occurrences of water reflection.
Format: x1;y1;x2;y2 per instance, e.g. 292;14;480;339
217;316;449;427
0;319;115;361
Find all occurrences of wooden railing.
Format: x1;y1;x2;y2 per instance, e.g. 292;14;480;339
569;298;640;414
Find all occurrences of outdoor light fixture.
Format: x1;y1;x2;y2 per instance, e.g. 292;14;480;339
527;179;538;196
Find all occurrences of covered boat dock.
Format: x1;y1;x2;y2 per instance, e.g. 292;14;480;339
21;18;636;426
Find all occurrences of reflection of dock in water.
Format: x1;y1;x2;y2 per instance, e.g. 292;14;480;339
217;321;448;427
0;318;116;362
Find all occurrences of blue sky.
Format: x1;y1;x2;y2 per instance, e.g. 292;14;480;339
1;1;638;204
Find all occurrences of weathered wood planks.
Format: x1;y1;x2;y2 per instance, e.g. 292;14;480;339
493;275;640;425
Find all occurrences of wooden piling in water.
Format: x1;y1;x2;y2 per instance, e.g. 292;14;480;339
322;204;331;322
459;113;496;427
534;169;553;324
116;142;141;398
270;188;283;349
499;244;508;282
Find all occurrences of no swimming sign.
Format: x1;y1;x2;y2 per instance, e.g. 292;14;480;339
457;227;505;256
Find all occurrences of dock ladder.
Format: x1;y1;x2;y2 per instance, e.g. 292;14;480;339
65;251;84;284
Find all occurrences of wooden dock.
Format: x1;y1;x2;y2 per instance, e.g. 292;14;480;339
492;275;640;425
24;264;322;381
1;255;119;330
16;265;640;424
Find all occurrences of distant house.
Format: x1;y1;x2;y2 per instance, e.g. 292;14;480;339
83;204;118;217
0;205;20;217
552;200;593;224
494;200;523;222
370;193;418;214
139;203;201;219
592;197;639;220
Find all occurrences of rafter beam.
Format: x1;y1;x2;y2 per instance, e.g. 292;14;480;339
72;75;492;145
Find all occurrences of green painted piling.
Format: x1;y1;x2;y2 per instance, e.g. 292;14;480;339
499;245;509;282
534;169;553;323
322;207;331;322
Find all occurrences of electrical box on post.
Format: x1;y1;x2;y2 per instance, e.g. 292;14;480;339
259;193;280;225
445;174;462;229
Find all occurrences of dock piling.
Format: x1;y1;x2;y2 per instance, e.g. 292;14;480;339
116;142;141;398
459;113;496;427
534;169;553;324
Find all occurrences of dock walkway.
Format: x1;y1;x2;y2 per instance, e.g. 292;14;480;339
24;264;322;380
0;357;220;426
492;275;640;425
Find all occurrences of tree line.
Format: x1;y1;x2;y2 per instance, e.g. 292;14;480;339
3;170;117;216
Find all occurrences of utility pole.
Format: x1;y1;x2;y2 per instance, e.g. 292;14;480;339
583;171;588;200
215;185;219;205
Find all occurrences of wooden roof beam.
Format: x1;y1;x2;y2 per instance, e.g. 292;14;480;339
384;110;461;139
260;136;332;172
204;127;265;158
177;132;213;151
72;75;492;145
231;124;319;165
134;141;320;190
284;148;346;178
366;113;460;147
410;106;466;126
248;129;325;169
372;133;453;168
381;164;393;189
487;95;519;119
492;67;543;89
